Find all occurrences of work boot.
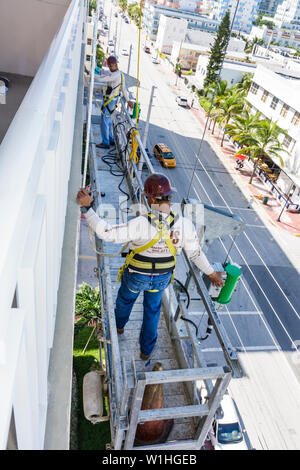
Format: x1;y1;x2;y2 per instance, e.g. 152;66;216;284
96;143;110;149
140;351;150;361
117;327;124;335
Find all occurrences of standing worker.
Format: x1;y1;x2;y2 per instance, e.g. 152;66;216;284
94;55;134;149
76;173;224;361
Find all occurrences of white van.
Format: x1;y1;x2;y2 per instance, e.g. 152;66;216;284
213;394;248;450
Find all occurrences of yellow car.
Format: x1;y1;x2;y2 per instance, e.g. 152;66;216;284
153;143;176;168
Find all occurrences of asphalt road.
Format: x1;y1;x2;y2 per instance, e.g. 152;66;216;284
101;5;300;450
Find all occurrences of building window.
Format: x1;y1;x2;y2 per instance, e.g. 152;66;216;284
280;103;289;117
250;82;259;94
261;90;269;102
291;111;300;125
270;96;279;110
283;135;292;148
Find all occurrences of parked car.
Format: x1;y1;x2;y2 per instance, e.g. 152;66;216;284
152;56;160;64
121;48;129;55
103;24;108;30
153;143;176;168
213;394;247;450
144;46;150;53
176;96;188;107
125;18;129;23
108;40;114;46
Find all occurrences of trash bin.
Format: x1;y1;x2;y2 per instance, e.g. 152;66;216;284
262;196;269;205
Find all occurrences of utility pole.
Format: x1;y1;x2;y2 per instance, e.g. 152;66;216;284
142;85;156;148
117;17;122;56
137;85;156;172
114;17;118;50
108;1;113;41
127;44;132;74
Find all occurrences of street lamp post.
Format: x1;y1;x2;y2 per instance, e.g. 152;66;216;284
277;182;295;222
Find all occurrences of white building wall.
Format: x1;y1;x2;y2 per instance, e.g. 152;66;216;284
274;0;300;30
156;15;188;53
0;0;84;449
246;65;300;175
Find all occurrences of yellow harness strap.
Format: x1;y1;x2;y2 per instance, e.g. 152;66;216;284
117;212;177;282
102;73;124;116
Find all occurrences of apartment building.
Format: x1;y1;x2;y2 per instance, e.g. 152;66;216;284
246;65;300;192
211;0;260;34
142;1;220;40
192;52;256;86
155;0;203;12
274;0;300;30
258;0;284;15
250;24;300;48
156;15;188;54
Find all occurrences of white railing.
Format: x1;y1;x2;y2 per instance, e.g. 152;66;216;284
0;0;85;450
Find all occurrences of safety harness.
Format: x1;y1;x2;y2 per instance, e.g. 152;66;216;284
101;73;124;117
117;211;179;283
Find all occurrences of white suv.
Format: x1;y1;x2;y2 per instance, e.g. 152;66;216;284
176;96;188;107
213;394;248;450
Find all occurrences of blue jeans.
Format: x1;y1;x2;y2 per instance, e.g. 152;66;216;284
115;270;172;356
100;98;117;146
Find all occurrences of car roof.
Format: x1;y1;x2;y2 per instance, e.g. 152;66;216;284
156;143;172;152
218;394;239;424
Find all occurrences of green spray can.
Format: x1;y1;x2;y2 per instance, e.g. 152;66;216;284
132;102;141;120
216;263;242;304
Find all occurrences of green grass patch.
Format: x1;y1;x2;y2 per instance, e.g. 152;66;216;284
73;326;111;450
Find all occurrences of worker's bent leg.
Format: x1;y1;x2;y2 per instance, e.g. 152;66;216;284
115;271;141;329
140;273;172;356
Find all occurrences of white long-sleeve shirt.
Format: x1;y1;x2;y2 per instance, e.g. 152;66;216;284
94;68;129;102
84;208;214;276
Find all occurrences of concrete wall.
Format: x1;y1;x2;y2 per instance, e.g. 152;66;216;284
0;0;72;77
156;15;187;54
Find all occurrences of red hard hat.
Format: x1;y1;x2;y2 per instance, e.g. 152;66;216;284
143;173;176;198
107;55;117;65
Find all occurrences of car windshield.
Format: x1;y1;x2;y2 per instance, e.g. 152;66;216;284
180;98;187;102
163;152;174;159
217;422;243;444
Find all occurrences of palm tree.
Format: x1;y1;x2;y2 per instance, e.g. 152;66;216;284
213;90;244;146
204;80;230;132
232;72;253;94
203;79;229;98
226;109;262;145
233;119;289;184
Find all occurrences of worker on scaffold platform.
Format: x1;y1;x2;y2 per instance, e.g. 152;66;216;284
77;174;224;361
94;55;134;149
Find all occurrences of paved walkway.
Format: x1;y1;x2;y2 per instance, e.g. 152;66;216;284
189;104;300;236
